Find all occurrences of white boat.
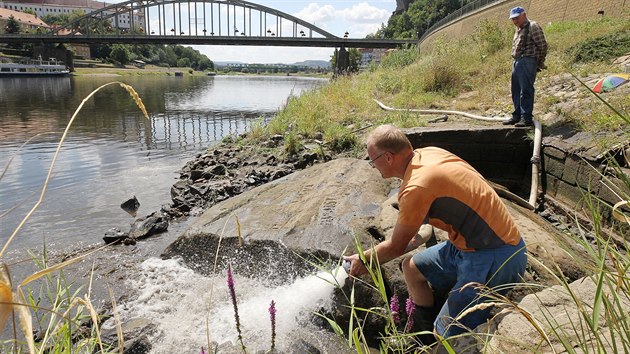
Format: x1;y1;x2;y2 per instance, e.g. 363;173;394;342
0;57;70;76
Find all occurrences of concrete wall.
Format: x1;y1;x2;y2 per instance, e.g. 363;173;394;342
421;0;630;51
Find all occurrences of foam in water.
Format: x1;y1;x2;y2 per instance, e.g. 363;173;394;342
104;257;349;353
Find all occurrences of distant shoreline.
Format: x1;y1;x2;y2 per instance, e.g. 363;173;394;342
72;63;330;78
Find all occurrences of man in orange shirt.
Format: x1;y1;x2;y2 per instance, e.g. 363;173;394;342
345;125;527;343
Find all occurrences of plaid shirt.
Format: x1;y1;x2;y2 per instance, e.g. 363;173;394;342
512;20;548;64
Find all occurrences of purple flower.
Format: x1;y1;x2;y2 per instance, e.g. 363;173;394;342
390;295;400;325
227;265;246;350
269;300;277;350
199;347;207;354
404;298;415;333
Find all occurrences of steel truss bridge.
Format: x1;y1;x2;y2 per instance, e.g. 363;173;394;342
0;0;416;48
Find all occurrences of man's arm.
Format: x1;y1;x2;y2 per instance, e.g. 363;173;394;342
530;22;548;67
345;222;420;276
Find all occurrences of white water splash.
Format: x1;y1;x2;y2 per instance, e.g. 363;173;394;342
105;257;349;353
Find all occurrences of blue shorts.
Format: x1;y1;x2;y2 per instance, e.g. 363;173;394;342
413;238;527;337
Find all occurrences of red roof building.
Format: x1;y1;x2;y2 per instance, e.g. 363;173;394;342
0;7;49;32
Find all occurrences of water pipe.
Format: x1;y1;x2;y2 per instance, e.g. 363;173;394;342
374;99;505;122
373;99;541;210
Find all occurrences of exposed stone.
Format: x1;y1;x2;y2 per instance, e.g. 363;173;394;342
189;169;204;180
170;180;189;199
161;157;584;349
128;213;169;240
103;227;129;244
484;277;630;353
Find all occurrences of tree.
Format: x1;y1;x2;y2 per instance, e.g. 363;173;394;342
110;44;131;66
379;0;461;39
41;10;85;29
23;9;37;17
176;57;191;68
196;57;214;71
5;15;23;50
5;15;21;34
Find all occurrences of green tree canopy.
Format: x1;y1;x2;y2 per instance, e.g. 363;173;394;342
88;43;213;71
374;0;465;39
22;9;37;17
110;44;131;66
41;10;86;29
5;15;21;34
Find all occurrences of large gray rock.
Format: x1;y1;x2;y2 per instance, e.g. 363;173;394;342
163;158;396;346
482;276;630;353
168;158;391;259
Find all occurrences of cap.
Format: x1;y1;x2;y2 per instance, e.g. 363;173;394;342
509;6;525;19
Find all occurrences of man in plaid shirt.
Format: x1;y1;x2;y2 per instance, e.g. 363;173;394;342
503;6;548;128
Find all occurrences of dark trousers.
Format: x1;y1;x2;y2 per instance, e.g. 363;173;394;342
511;57;538;122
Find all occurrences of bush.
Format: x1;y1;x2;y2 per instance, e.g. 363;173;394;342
375;45;420;70
473;19;509;56
568;30;630;63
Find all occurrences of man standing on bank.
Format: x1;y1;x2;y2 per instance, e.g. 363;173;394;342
503;6;548;127
344;125;527;343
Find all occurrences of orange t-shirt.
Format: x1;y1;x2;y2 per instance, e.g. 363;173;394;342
397;147;521;252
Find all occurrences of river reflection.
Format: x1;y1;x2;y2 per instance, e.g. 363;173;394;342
0;75;326;251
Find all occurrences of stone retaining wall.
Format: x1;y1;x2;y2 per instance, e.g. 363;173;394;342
541;139;630;223
420;0;629;52
404;127;533;196
403;127;629;226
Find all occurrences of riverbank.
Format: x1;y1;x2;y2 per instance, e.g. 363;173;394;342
72;62;331;78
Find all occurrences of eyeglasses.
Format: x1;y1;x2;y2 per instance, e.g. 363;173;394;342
368;151;390;167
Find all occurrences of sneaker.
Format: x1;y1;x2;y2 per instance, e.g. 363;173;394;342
515;119;534;127
502;117;520;125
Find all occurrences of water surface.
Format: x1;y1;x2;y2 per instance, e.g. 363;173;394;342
0;75;326;252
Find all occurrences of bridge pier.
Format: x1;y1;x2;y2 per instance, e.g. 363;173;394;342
32;44;74;71
334;46;350;76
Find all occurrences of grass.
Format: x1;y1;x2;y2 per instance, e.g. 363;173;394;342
2;12;629;354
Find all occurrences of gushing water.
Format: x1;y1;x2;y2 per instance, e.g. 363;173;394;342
105;257;349;353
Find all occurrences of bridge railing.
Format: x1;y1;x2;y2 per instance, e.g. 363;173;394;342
419;0;503;41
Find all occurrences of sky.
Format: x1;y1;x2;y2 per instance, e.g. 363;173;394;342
187;1;396;64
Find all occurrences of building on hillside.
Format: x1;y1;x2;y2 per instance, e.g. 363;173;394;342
0;0;144;30
0;6;49;33
359;48;389;68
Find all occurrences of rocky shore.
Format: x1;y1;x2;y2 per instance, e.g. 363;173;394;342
102;134;332;247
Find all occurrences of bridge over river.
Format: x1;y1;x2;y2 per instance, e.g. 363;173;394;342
0;0;416;49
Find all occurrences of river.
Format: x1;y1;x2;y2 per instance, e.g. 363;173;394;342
0;74;326;254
